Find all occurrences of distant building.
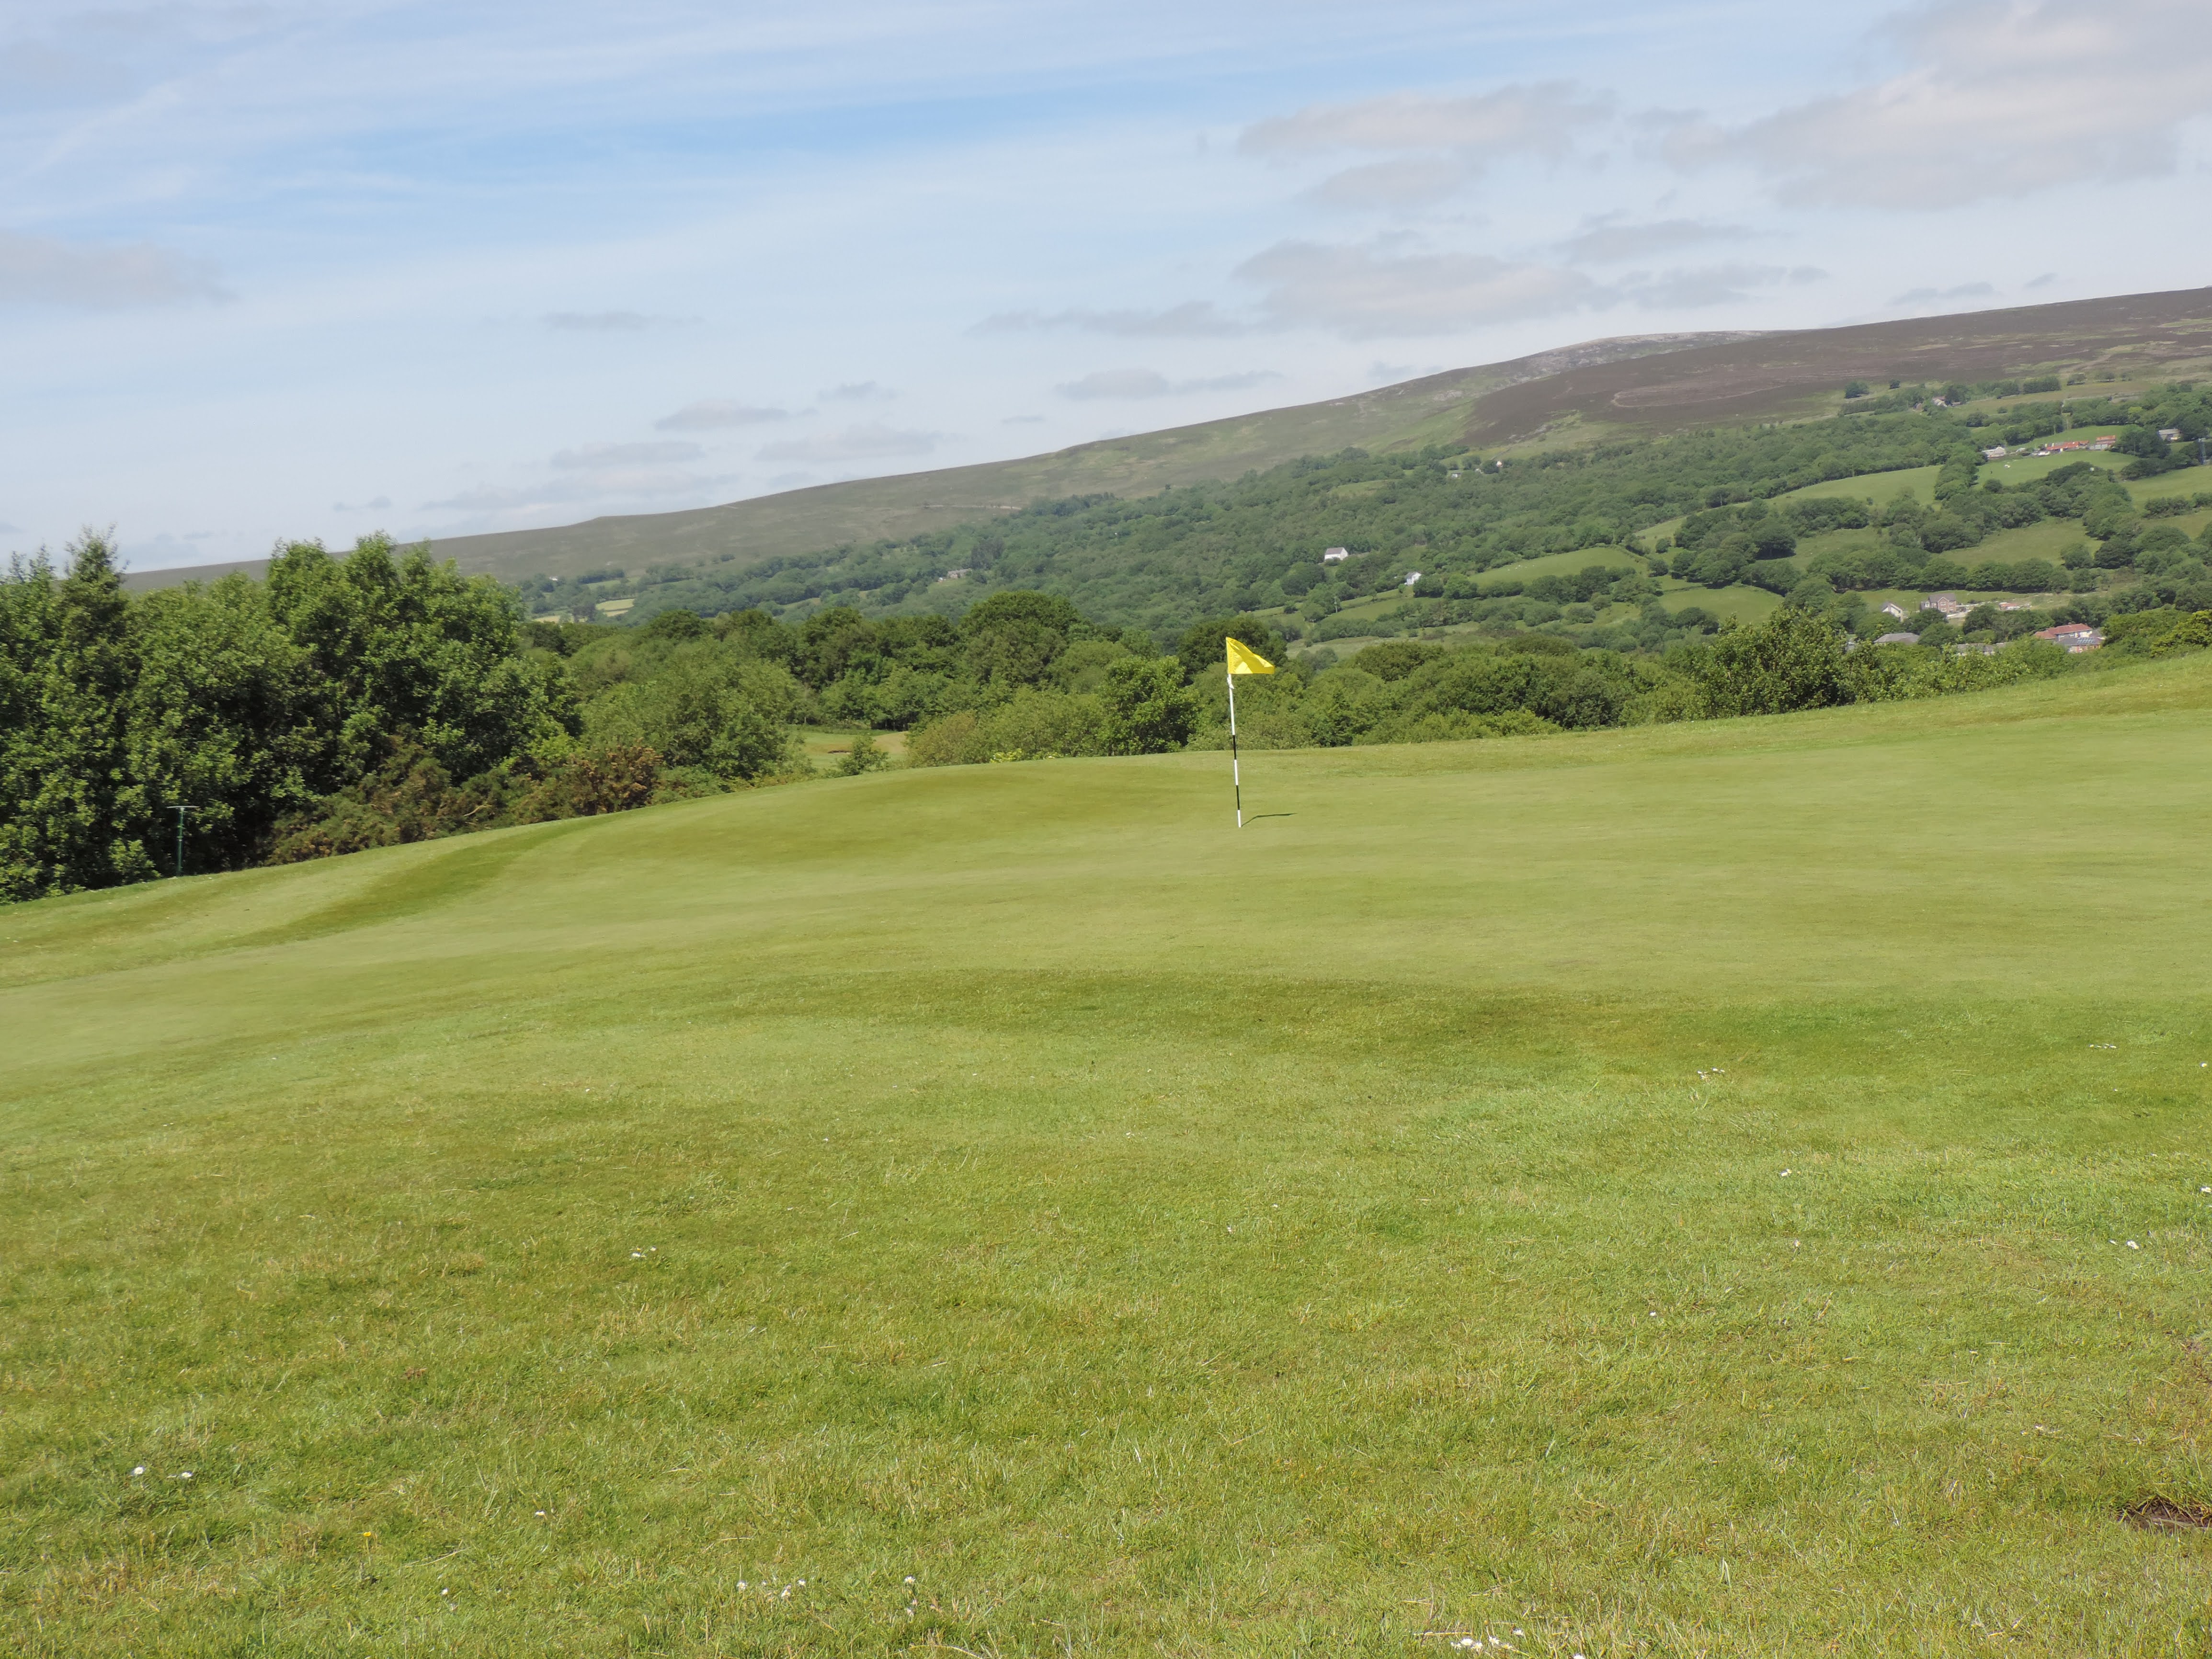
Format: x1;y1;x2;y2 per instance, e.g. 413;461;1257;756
2090;437;2116;451
1982;446;2007;460
1879;601;1908;620
1920;592;1971;622
1321;547;1350;562
1403;571;1422;586
2158;428;2182;442
2033;623;2103;652
1874;631;1922;645
936;568;972;582
1996;601;2032;612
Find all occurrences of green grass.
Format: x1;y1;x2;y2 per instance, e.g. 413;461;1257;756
1978;449;2124;486
799;727;909;768
1489;545;1647;581
1778;464;1943;508
7;659;2212;1653
1656;580;1779;623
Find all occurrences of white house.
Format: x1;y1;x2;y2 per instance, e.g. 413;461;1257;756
1321;547;1350;563
1403;571;1422;586
1880;601;1908;620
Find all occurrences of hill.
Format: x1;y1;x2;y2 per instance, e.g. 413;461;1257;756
121;285;2212;596
6;654;2212;1652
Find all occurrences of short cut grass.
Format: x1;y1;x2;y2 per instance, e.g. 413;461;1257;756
3;652;2211;1654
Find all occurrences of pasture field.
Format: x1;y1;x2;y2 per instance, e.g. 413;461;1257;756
1485;546;1647;582
1654;580;1779;624
5;657;2212;1655
1776;465;1943;509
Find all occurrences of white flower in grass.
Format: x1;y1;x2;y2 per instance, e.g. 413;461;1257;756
131;1466;144;1477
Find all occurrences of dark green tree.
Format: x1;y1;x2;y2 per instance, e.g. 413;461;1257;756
1696;606;1854;717
1098;657;1200;754
1175;614;1286;682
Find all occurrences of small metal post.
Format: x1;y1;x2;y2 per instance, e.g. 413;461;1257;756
1228;673;1242;829
172;804;198;877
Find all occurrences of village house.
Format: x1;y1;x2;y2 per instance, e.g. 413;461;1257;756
1321;547;1350;563
1982;446;2007;460
1920;592;1972;623
1874;631;1921;646
2033;622;2103;652
1879;601;1908;620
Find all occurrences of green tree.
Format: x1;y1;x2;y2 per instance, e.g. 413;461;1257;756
0;532;153;898
1175;614;1286;682
123;574;323;874
1098;657;1200;754
265;535;575;786
836;732;891;775
582;646;803;781
1696;606;1855;717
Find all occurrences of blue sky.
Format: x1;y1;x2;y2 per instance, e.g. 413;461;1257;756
5;0;2209;570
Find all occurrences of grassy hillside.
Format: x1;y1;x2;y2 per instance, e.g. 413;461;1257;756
423;334;1753;587
408;285;2212;588
120;287;2212;598
6;655;2212;1653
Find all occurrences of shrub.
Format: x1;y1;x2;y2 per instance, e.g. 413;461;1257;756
1696;607;1854;717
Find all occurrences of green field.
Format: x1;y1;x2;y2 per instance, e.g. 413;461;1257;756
6;658;2212;1654
1777;464;1944;509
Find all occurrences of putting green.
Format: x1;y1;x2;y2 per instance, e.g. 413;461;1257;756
4;654;2211;1654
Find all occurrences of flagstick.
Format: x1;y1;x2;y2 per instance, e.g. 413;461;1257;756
1228;671;1242;829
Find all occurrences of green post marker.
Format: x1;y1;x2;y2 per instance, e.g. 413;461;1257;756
172;804;198;878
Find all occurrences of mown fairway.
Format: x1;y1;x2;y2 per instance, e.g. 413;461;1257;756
4;659;2212;1656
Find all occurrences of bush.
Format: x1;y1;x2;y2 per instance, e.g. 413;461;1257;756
1099;657;1201;754
1696;607;1854;717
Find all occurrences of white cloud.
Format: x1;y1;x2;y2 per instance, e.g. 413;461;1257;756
655;400;787;430
1233;239;1593;338
541;310;698;331
756;423;940;462
551;440;704;469
1623;263;1826;308
1662;0;2212;209
972;301;1247;337
1240;83;1608;162
0;229;227;308
1558;217;1745;263
1887;281;1997;306
821;380;892;400
1303;158;1466;209
422;466;726;513
1056;368;1281;399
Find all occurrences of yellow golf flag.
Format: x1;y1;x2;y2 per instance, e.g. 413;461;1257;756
1225;637;1276;675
